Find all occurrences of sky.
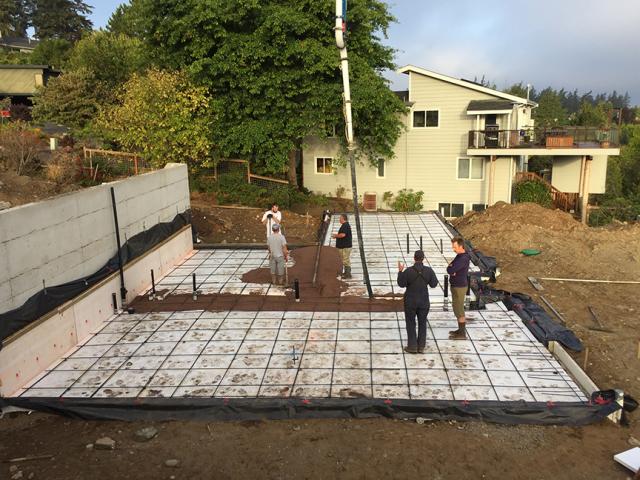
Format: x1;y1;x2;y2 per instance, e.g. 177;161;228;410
88;0;640;104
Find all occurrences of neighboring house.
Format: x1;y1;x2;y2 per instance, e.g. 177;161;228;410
0;64;59;104
0;36;39;53
302;65;620;221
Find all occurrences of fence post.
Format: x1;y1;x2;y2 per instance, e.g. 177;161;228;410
134;156;139;175
247;161;251;184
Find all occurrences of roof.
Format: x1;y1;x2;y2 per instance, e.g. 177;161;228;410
397;65;538;107
0;36;39;50
0;65;53;70
467;99;515;114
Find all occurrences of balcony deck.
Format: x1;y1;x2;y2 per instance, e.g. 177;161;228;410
468;127;621;157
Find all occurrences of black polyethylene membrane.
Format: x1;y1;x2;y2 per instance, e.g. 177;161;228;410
433;211;584;352
0;212;191;345
0;395;620;425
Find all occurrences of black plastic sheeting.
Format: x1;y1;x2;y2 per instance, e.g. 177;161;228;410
433;211;584;352
0;395;621;425
0;212;191;345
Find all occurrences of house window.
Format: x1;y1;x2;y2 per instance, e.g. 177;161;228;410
439;203;464;217
413;110;439;128
472;204;487;212
316;157;333;174
376;159;385;178
457;157;484;180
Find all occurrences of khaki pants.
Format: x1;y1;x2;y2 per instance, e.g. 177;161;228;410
452;286;466;318
338;247;351;267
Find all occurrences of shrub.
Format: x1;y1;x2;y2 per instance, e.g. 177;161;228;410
45;149;78;184
514;180;553;207
386;189;424;212
0;122;42;175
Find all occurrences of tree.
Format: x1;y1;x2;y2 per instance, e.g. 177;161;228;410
106;0;144;37
574;101;612;127
98;69;215;169
0;0;31;37
30;38;73;69
31;0;92;42
533;88;568;127
67;31;148;90
31;68;106;128
135;0;406;185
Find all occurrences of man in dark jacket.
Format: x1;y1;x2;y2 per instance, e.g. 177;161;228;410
332;214;352;278
447;236;471;340
397;250;438;353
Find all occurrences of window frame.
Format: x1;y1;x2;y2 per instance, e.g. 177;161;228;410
472;203;487;212
457;156;485;180
315;157;334;175
412;108;440;129
438;202;465;218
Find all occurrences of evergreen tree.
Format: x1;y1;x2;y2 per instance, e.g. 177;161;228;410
32;0;92;42
0;0;31;37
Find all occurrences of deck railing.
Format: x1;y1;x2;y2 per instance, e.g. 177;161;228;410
515;171;578;212
469;127;619;149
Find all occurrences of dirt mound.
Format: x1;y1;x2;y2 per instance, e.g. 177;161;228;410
453;201;640;281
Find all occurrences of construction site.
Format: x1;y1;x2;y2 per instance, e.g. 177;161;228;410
0;162;638;479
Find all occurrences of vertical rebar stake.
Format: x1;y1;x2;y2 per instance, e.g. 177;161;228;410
420;236;423;251
443;275;449;312
112;293;118;314
465;275;471;309
294;279;300;302
192;273;197;300
150;269;156;300
406;233;409;254
42;279;47;295
440;238;443;254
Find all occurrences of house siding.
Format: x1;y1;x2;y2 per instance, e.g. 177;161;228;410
0;68;43;95
551;155;607;194
302;72;520;214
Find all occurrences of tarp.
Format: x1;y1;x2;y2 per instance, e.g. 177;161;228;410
0;212;191;345
0;394;620;425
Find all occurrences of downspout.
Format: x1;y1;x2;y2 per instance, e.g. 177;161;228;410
335;0;373;298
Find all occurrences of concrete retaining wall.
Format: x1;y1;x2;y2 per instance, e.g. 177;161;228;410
0;163;190;314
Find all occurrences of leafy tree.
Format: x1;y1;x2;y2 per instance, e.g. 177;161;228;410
31;0;92;42
533;88;568;127
67;31;148;90
98;69;215;169
31;68;106;128
574;101;612;127
30;38;73;69
0;48;31;64
135;0;406;185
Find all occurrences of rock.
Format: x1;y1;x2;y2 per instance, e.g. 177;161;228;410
94;437;116;450
416;417;426;425
11;471;23;480
292;425;301;431
629;436;640;447
165;459;180;468
86;444;94;450
28;473;34;480
0;201;11;210
134;426;158;442
10;465;19;473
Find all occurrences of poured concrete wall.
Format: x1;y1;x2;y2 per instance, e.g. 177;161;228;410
0;163;190;315
0;227;193;397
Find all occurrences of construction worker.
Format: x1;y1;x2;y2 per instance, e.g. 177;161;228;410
261;203;282;238
267;223;288;285
447;236;471;340
332;213;352;278
397;250;438;354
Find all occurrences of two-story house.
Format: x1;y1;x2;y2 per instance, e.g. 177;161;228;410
302;65;620;222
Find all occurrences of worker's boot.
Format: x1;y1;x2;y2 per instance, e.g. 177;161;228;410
342;266;352;279
448;323;467;340
271;274;277;285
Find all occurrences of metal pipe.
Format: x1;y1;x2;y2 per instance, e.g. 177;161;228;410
406;233;409;254
151;269;156;296
443;275;449;312
420;236;423;251
294;279;300;302
110;187;127;306
112;292;118;314
440;238;443;254
192;273;197;300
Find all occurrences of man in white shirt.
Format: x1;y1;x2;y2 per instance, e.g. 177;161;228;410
261;203;282;238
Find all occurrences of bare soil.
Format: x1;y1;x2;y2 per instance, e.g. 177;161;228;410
190;192;322;244
0;170;80;208
2;188;639;478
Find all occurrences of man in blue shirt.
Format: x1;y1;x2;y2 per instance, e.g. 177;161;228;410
447;236;470;340
397;250;439;353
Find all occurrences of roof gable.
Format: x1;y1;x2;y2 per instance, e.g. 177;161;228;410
398;65;537;106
